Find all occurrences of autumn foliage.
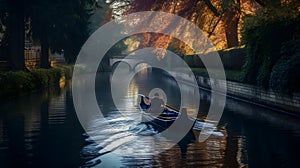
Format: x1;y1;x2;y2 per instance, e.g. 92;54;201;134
123;0;261;55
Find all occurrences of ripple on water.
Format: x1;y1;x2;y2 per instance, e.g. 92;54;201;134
80;107;228;168
80;111;155;166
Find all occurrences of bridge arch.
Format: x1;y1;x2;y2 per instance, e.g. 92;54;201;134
112;61;132;72
133;61;152;72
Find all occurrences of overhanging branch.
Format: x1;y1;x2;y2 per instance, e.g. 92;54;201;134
202;0;221;17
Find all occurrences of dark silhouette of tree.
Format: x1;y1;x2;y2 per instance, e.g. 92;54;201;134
27;0;52;68
0;0;9;61
5;0;26;70
27;0;96;66
0;0;99;70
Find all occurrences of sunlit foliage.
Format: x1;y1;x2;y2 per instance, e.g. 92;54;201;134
109;0;261;59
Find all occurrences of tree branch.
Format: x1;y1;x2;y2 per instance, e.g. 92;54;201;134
253;0;266;7
202;0;221;17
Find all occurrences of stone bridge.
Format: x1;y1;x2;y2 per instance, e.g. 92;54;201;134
110;55;151;71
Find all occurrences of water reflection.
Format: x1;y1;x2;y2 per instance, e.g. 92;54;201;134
80;70;226;167
0;84;85;167
85;70;300;167
0;70;299;167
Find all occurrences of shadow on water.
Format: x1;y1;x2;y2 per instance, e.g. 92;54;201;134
0;83;86;167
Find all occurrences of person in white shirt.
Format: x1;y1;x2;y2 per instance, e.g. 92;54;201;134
146;92;165;115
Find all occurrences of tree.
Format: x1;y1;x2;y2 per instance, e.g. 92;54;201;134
27;0;96;66
0;0;8;61
199;0;239;48
113;0;261;52
27;0;52;68
56;0;96;63
88;0;113;34
1;0;98;70
3;0;26;70
241;0;300;89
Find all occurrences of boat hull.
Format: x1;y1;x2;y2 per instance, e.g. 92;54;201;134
141;112;176;131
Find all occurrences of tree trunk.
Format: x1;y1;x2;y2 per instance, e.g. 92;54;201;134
8;0;26;71
40;29;50;69
223;9;240;48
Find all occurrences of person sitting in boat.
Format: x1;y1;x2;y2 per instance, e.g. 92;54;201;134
146;93;165;115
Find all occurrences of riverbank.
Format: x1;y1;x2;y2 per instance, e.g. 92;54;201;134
0;65;73;99
197;76;300;116
170;69;300;116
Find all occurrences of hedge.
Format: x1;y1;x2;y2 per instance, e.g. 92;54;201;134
0;65;73;98
191;68;242;82
240;4;299;89
269;39;300;94
183;47;246;70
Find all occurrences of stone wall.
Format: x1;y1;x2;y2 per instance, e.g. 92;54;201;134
168;71;300;115
197;76;300;114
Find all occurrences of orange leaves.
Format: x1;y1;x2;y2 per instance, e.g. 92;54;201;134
122;0;262;53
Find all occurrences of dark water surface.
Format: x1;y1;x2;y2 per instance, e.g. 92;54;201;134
0;70;299;168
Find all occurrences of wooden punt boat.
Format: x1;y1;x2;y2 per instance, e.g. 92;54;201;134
138;94;195;134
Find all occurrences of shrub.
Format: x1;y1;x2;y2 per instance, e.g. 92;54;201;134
270;39;300;93
218;47;246;70
0;71;36;97
240;4;299;89
0;66;73;98
31;69;51;87
183;47;246;70
56;65;73;79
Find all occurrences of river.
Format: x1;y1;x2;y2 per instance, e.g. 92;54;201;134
0;69;299;167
